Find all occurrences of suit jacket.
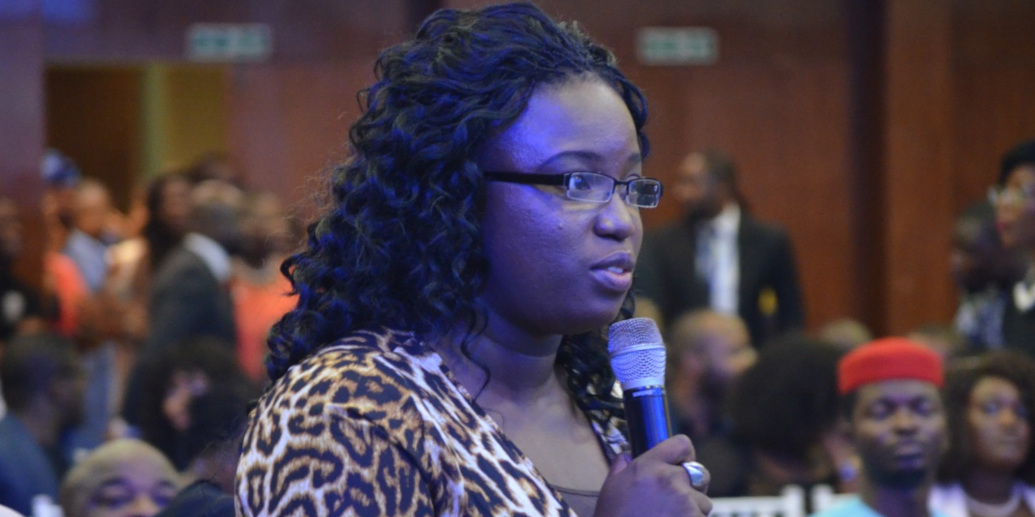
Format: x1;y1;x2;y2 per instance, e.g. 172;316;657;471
636;213;805;346
1001;293;1035;358
123;245;238;427
146;245;237;352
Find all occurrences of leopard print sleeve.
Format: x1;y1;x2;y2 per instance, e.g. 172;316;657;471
237;406;435;516
235;338;436;516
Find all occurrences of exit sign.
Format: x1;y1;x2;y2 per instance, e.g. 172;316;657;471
187;23;272;62
637;27;718;66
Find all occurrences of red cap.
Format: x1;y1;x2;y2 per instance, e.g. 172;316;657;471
838;337;944;395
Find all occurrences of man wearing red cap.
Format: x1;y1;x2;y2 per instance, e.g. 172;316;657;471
811;338;950;517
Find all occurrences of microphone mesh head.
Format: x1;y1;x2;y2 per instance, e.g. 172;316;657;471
608;317;666;390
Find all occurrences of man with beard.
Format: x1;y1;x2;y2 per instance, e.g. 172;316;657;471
812;338;950;517
636;149;804;347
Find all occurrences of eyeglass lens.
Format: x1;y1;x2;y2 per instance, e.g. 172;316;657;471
565;172;661;208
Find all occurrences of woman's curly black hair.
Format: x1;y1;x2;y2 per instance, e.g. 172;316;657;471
266;2;647;421
937;350;1035;483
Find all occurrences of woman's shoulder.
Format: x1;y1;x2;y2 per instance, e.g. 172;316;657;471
258;328;443;413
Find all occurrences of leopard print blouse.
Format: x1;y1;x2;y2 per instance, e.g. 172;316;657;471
235;328;628;516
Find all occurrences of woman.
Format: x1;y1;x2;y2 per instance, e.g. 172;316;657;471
235;3;711;516
930;350;1035;517
991;139;1035;352
698;337;850;497
59;439;180;517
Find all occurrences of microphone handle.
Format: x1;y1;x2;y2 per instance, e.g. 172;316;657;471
623;385;672;457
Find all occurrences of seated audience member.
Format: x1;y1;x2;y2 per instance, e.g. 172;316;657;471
700;337;845;497
666;309;756;445
62;178;118;294
149;385;250;517
811;338;949;517
908;324;968;362
132;337;255;473
39;148;81;255
950;202;1025;351
59;438;180;517
0;333;85;515
817;318;873;352
991;139;1035;355
0;196;45;344
930;350;1035;517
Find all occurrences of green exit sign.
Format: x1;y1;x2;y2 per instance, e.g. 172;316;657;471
637;27;718;66
187;23;272;62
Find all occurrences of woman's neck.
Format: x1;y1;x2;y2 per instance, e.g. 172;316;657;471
435;321;564;405
964;469;1018;503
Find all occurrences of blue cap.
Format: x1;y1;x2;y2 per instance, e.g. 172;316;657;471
40;148;82;187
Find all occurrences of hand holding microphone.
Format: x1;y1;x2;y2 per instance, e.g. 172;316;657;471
607;317;709;492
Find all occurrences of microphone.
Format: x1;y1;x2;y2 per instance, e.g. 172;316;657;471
608;317;671;457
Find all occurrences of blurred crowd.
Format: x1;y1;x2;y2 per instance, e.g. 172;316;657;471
2;140;1035;517
0;150;300;516
637;140;1035;514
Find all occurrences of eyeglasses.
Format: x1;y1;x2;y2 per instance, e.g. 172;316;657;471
482;171;663;208
989;185;1035;207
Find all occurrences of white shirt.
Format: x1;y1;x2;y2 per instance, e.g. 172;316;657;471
697;203;740;315
183;232;232;284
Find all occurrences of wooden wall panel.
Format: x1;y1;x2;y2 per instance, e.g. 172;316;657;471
950;0;1035;212
883;1;956;334
44;0;411;62
3;0;1029;339
0;10;47;288
45;66;142;211
225;61;375;220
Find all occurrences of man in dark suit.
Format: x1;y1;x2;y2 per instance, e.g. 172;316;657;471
146;180;243;352
636;149;805;347
121;180;243;431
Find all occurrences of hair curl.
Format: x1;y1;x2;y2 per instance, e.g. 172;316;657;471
937;350;1035;483
266;2;648;421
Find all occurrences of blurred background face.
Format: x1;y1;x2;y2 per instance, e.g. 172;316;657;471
697;316;756;388
239;192;292;265
995;165;1035;250
157;177;192;238
967;376;1031;472
77;448;179;517
673;153;725;221
950;218;1003;292
74;182;114;239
